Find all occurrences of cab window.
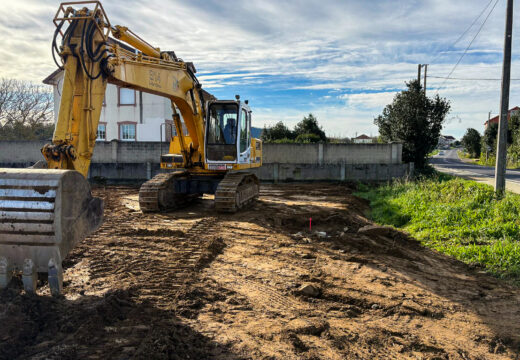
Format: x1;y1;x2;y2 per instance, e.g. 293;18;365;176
207;103;238;145
240;109;249;153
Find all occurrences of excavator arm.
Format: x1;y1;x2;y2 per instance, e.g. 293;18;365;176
0;1;209;295
47;1;207;173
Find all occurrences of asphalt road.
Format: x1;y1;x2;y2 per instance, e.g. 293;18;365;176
430;149;520;184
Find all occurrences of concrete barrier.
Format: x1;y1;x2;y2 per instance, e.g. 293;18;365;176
0;140;412;182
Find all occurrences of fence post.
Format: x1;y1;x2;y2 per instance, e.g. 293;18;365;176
111;140;118;163
318;143;324;165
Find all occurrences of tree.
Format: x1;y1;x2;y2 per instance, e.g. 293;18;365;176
461;128;481;157
261;114;328;143
482;122;498;153
374;79;450;169
294;113;327;142
261;121;294;142
0;78;54;140
295;133;321;143
507;114;520;163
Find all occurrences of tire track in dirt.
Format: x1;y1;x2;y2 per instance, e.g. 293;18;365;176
86;212;222;309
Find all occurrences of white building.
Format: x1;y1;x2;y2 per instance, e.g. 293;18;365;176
352;134;373;144
43;69;215;142
437;135;456;148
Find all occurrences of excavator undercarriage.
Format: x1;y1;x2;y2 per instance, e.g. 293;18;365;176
139;172;259;213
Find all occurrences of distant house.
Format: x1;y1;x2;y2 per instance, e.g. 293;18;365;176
43;36;216;143
438;135;456;148
484;106;520;129
43;68;216;142
352;134;373;144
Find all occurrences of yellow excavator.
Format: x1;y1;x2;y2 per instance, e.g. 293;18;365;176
0;1;262;296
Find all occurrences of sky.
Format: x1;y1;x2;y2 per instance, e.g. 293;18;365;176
1;0;520;139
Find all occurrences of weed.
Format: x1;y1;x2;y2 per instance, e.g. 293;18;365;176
356;174;520;282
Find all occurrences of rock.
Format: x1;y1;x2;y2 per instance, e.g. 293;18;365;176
343;226;349;232
315;231;327;238
284;318;329;336
297;283;321;297
357;225;393;237
291;232;303;240
371;303;380;310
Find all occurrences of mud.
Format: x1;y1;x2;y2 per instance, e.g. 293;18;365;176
1;183;520;359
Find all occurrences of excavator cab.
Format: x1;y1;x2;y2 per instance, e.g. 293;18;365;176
206;102;239;162
205;99;253;166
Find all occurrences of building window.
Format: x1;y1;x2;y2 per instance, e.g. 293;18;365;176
96;123;106;141
119;122;136;141
118;87;135;106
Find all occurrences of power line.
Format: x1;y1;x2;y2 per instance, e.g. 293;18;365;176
435;0;500;93
430;0;495;65
428;75;520;81
452;0;495;47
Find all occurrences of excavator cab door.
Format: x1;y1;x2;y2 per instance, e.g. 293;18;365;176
238;107;251;165
205;102;238;163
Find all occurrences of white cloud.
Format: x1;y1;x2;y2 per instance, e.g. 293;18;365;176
0;0;517;138
339;92;397;110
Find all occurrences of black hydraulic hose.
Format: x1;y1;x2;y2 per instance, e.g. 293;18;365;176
198;89;206;119
66;19;77;48
78;19;104;80
85;21;107;62
52;20;65;69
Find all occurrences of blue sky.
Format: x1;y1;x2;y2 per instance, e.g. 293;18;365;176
2;0;520;139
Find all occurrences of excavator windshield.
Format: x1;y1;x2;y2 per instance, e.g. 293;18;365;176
206;103;238;161
207;103;238;145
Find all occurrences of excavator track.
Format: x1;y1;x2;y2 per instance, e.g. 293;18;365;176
139;171;199;213
215;172;259;212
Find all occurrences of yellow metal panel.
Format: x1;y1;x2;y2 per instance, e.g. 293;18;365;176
169;135;192;155
109;57;205;164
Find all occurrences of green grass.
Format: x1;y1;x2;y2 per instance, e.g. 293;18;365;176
356;174;520;281
428;149;439;157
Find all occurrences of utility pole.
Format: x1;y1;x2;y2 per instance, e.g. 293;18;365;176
417;64;422;84
423;64;428;95
495;0;514;196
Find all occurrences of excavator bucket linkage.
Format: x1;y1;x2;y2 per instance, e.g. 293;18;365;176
0;169;102;296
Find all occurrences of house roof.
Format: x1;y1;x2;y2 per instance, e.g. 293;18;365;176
354;134;371;139
42;68;62;85
484;106;520;126
442;135;456;140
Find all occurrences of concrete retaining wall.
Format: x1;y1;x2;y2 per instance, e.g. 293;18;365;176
251;163;413;182
262;143;402;164
0;140;411;182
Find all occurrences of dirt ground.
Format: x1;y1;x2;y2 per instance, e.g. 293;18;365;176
1;183;520;359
